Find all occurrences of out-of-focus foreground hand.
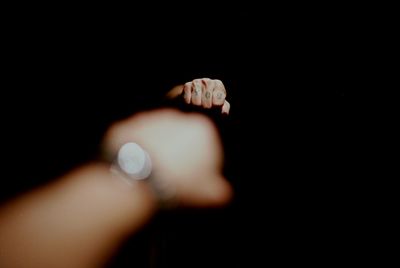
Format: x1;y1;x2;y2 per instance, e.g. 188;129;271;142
104;108;233;207
167;78;231;115
0;109;233;268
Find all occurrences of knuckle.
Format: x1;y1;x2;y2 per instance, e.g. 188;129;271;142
202;78;212;84
193;79;202;84
214;79;223;86
203;102;212;108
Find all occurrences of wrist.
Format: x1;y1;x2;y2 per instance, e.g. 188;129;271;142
79;164;159;231
109;142;178;209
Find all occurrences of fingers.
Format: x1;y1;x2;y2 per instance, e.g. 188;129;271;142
183;82;192;104
212;79;226;107
181;78;230;114
179;174;233;207
202;79;214;109
191;79;203;106
222;100;230;115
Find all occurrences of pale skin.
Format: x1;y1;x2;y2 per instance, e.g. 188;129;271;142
0;80;232;267
166;78;231;115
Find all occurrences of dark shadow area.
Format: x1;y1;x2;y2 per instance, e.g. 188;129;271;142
2;4;358;267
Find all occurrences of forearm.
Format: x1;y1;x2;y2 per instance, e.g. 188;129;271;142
0;107;232;267
0;163;157;268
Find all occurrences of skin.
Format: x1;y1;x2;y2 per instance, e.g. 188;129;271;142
166;78;230;115
0;109;232;268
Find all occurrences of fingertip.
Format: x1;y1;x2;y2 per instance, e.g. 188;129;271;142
192;99;202;106
202;98;213;109
221;101;230;115
210;178;234;206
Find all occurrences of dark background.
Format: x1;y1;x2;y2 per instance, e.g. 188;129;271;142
1;4;363;267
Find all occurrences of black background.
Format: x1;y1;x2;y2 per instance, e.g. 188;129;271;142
1;4;363;267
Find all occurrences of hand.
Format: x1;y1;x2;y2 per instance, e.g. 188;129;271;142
168;78;231;115
103;109;233;207
0;111;233;268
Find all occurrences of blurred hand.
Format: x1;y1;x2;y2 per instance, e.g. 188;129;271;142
0;109;233;268
104;109;232;207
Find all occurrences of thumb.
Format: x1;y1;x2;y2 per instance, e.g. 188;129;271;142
179;175;233;207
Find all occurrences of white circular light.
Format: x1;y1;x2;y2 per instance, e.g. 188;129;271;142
117;142;152;180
